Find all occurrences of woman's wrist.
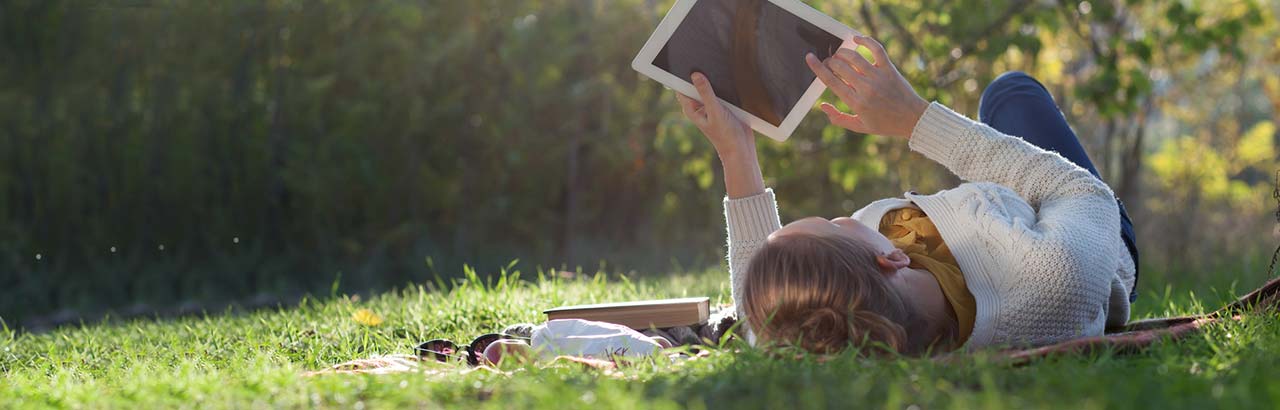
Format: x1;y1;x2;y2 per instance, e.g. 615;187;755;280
716;143;757;165
719;149;766;199
712;131;756;159
901;98;930;140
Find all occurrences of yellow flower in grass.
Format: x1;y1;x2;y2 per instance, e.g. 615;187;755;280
352;308;384;327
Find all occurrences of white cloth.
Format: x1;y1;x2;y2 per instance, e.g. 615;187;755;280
530;319;662;360
724;102;1136;349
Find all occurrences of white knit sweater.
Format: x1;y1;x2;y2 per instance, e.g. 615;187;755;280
724;102;1137;349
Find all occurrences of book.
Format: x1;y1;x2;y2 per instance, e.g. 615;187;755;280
543;297;711;329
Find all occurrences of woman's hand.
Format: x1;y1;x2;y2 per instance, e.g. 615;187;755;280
805;36;929;140
675;72;765;199
676;72;755;158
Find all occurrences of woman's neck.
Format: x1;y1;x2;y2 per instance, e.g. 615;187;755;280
899;267;960;353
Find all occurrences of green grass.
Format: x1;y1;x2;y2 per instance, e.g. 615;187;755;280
3;265;1279;409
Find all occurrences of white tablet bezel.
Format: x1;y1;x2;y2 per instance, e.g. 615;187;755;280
632;0;860;142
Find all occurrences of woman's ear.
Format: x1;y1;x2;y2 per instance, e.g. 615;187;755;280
876;249;910;273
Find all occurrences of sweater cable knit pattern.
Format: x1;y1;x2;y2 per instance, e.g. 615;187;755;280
723;102;1135;349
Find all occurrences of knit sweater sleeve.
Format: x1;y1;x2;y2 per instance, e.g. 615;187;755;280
723;189;783;318
908;102;1118;212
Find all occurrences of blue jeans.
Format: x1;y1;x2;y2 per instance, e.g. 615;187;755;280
978;71;1140;302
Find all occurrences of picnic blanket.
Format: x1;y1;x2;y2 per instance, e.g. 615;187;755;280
301;353;630;376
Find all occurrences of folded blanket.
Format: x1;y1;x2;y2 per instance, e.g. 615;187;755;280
531;319;662;360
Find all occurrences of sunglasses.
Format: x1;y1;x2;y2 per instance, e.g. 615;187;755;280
415;333;529;366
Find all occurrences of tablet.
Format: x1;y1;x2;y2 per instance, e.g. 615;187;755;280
632;0;860;141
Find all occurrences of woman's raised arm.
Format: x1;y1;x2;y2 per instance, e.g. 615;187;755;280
808;36;1115;213
675;72;780;317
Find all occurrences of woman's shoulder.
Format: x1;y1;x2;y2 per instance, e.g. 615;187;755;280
851;196;917;229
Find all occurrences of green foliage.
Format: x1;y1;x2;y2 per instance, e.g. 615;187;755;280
0;0;714;321
2;268;1280;409
0;0;1275;323
1149;121;1276;205
1145;119;1277;273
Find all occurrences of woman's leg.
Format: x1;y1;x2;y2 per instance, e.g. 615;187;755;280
978;72;1102;177
978;71;1140;302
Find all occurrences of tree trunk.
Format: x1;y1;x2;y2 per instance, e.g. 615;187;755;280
561;0;599;266
1116;101;1151;206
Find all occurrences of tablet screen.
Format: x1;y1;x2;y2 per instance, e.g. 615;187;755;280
652;0;844;126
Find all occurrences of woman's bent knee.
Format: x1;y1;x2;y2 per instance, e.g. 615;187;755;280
979;71;1052;122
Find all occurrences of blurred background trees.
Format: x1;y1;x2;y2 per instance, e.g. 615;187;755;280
0;0;1275;326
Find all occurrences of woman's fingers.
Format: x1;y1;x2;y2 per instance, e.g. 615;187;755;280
852;36;890;67
676;93;706;124
826;58;868;91
806;53;861;108
674;73;757;160
834;48;875;76
820;103;868;133
690;72;726;122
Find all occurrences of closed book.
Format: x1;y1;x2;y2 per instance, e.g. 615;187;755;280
543;297;710;329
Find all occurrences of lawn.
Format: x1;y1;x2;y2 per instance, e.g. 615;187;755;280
3;266;1279;409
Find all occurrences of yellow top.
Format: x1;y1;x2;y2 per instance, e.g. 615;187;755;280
878;207;976;343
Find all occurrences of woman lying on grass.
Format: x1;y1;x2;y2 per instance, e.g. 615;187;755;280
677;35;1139;355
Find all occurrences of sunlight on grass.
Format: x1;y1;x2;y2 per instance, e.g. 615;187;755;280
2;266;1278;409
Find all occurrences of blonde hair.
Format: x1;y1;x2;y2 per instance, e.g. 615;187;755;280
742;234;929;355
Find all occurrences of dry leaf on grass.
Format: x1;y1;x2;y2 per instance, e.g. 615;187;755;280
352;308;384;327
